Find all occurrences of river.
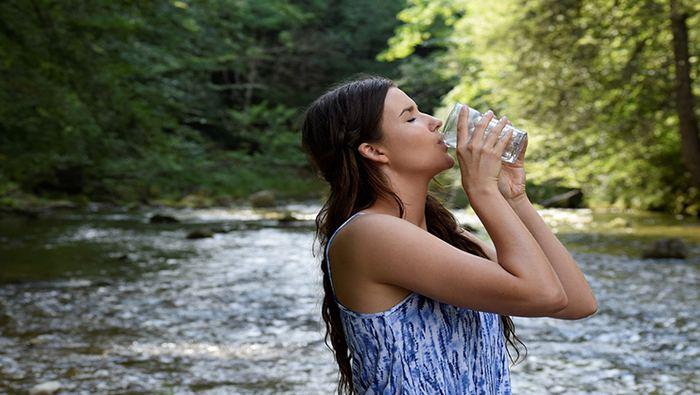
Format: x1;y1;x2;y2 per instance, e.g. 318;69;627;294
1;204;698;394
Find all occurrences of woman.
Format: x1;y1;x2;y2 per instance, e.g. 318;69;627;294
301;76;597;394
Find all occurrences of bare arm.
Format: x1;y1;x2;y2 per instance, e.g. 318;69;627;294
506;195;598;319
332;204;569;317
466;186;569;307
462;196;598;319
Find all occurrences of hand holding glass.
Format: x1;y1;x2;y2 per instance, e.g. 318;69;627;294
441;103;528;164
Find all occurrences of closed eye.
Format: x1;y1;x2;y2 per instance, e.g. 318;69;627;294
407;117;417;123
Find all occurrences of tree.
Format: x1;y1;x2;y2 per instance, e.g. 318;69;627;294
670;0;700;187
382;0;700;214
0;0;406;203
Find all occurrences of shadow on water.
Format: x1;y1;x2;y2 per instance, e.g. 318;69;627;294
0;213;199;284
0;205;698;393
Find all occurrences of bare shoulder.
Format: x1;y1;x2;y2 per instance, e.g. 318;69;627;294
327;213;418;313
329;211;437;280
333;212;428;254
330;212;418;268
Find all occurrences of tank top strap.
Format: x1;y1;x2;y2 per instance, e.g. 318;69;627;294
324;211;367;299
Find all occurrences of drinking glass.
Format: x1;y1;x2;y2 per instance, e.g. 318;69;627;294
441;103;528;164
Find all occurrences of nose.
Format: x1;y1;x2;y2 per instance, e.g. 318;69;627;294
430;116;443;133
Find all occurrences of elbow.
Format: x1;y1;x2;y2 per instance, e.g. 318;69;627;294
583;303;598;317
545;289;569;314
583;294;598;316
578;298;598;318
553;297;598;320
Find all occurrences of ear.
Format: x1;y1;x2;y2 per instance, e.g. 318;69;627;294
357;142;389;165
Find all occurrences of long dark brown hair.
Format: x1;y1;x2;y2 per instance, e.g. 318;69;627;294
301;75;526;394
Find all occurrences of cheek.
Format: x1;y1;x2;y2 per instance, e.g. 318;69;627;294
397;126;432;147
391;141;442;171
384;125;442;169
392;131;425;154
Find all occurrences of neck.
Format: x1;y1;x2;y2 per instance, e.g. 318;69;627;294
367;171;430;231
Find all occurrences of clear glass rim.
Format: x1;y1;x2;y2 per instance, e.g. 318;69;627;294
441;102;464;135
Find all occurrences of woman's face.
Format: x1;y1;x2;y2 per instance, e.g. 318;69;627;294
366;87;454;176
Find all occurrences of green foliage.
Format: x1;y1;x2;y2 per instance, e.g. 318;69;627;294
378;0;467;113
0;0;403;205
383;0;700;214
2;0;697;215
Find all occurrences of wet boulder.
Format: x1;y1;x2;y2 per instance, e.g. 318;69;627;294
278;211;299;223
186;228;215;239
149;214;179;224
641;238;687;259
29;381;62;395
250;190;276;208
540;189;584;208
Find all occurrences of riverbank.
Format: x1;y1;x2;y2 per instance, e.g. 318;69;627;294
0;178;326;218
3;196;699;263
2;157;699;234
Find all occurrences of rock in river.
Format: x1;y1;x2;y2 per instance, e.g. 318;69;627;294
641;238;687;259
186;228;215;239
250;190;276;208
149;213;179;224
539;189;584;208
29;381;62;395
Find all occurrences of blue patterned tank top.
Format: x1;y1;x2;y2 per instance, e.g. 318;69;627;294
325;211;512;394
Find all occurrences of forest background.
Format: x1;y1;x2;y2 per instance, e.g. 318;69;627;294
1;0;698;215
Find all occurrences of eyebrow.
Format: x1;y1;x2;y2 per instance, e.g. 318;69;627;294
399;104;416;118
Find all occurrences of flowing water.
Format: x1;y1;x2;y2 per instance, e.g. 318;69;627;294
0;204;698;394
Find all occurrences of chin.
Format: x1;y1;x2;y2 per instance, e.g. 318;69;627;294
431;156;455;177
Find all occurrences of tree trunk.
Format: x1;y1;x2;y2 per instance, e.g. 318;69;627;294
669;0;700;187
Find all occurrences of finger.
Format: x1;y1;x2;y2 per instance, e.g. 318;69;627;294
456;104;469;148
481;115;508;150
471;110;493;148
495;125;514;154
516;135;528;161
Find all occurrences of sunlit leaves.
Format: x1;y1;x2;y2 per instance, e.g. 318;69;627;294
383;0;698;213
